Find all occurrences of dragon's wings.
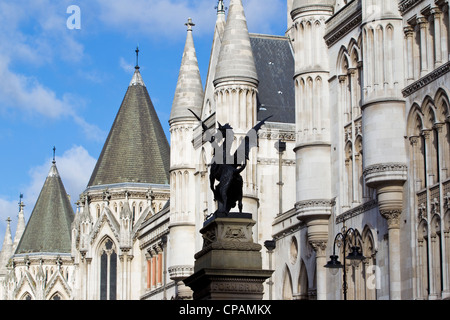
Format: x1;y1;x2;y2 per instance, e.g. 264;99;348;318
233;116;272;165
188;109;208;133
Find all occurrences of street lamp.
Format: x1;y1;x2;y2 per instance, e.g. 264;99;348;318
264;239;276;300
324;226;365;300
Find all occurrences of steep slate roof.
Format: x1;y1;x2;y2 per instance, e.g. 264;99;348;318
88;68;170;187
15;162;74;254
250;34;295;123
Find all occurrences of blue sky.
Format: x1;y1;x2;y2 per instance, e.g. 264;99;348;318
0;0;288;245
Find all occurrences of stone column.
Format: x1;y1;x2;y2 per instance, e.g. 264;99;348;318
309;239;328;300
447;3;450;61
404;26;415;82
378;184;403;300
443;228;450;299
431;8;443;66
151;253;156;289
417;16;429;77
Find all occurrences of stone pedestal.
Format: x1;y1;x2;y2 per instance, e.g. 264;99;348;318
184;213;273;300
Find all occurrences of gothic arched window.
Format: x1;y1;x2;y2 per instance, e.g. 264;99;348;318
100;239;117;300
408;90;450;299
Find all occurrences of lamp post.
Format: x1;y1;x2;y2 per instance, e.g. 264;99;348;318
264;239;276;300
324;226;365;300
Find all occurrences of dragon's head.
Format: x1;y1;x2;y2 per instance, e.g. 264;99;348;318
217;122;233;138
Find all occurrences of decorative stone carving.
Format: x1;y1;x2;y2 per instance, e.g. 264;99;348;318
168;265;194;280
418;203;427;221
363;163;408;187
224;226;246;241
445;192;450;210
363;163;408;178
295;199;333;211
185;215;272;300
380;209;402;229
309;240;327;257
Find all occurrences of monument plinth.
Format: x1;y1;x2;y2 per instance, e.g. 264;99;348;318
184;213;273;300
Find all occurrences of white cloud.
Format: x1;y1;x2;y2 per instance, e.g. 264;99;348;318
0;0;104;141
0;145;97;244
0;0;84;65
120;57;135;74
27;145;97;206
94;0;286;40
96;0;216;39
0;56;105;142
0;56;71;119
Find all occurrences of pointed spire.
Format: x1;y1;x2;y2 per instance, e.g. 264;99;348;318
200;2;227;118
15;160;74;254
135;46;140;69
13;195;26;251
88;53;170;187
169;18;204;124
0;217;13;272
2;218;13;250
216;0;226;15
130;47;146;87
214;0;258;87
214;0;226;41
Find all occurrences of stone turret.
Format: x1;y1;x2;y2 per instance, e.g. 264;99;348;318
0;218;13;274
12;200;26;252
360;0;407;300
213;0;259;217
168;18;204;299
290;0;334;300
9;155;76;300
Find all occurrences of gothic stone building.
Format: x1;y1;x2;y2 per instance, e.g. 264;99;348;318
0;0;449;300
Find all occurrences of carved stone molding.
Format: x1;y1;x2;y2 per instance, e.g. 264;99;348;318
363;163;408;177
336;199;378;223
257;158;296;166
168;265;194;280
363;163;408;186
295;199;333;211
402;61;450;97
259;130;296;142
195;241;262;260
325;3;362;47
399;0;425;14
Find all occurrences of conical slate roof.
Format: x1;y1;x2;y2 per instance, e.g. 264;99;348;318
15;162;74;254
214;0;258;86
170;18;204;124
88;68;170;187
